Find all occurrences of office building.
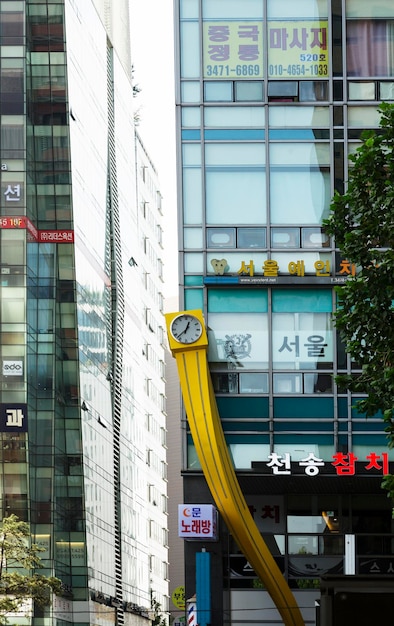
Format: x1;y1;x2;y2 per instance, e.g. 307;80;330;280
173;0;394;624
1;1;168;624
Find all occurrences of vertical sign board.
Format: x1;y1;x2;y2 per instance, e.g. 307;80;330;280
196;552;211;626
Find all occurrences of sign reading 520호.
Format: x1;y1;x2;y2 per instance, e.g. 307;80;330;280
268;20;329;79
203;20;329;80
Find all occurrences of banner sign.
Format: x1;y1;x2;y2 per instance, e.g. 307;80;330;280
253;452;391;477
203;20;329;79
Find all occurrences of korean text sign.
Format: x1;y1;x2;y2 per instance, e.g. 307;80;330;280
178;504;218;539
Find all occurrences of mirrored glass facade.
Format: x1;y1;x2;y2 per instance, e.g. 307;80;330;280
0;1;168;625
175;0;394;623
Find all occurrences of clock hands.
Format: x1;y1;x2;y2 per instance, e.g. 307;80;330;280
177;321;190;337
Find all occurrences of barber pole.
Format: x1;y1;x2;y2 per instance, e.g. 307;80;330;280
187;596;197;626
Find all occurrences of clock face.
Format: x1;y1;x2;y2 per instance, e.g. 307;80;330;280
170;314;203;344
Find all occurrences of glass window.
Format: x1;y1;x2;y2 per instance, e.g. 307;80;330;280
184;252;204;273
229;442;270;469
299;82;328;101
348;81;375;100
267;0;329;81
0;67;24;115
237;227;266;248
184;227;203;248
204;106;265;127
269;106;329;128
202;0;263;19
204;82;233;101
272;289;333;370
1;287;25;323
347;20;394;77
0;11;24;44
272;311;333;370
180;0;199;19
207;227;236;248
239;372;268;393
271;228;300;248
182;107;201;127
206;143;266;224
180;21;200;78
273;373;302;393
212;372;238;393
235;81;264;101
183;168;203;224
268;82;298;97
184;288;204;311
1;116;24;158
268;0;327;19
270;143;330;225
302;227;330;248
379;81;394;100
1;231;25;264
288;536;319;555
181;81;201;102
208;312;268;370
304;373;333;393
347;106;381;127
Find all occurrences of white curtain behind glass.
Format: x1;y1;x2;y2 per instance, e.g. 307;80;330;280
347;20;394;76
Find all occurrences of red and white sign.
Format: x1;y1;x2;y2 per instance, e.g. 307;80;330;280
265;451;390;476
178;504;218;540
38;230;74;243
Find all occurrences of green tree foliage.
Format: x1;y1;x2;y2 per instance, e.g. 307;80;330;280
150;594;167;626
323;102;394;492
0;514;62;624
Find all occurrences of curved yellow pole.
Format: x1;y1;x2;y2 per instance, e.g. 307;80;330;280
165;311;305;626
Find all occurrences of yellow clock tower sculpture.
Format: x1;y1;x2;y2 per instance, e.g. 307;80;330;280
165;309;305;626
